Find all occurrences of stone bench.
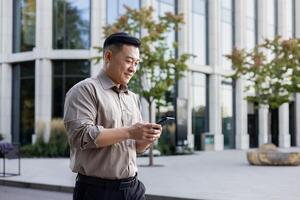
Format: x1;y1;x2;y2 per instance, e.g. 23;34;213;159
247;143;300;166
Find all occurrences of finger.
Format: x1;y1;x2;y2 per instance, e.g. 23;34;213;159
144;135;156;142
144;123;161;130
145;133;158;140
148;128;161;135
151;123;161;130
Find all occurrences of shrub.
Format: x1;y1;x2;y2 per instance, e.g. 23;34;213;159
48;118;69;157
21;118;69;157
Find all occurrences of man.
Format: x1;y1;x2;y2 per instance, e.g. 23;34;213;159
64;32;162;200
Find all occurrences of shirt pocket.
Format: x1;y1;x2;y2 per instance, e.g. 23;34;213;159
122;110;133;126
99;99;119;128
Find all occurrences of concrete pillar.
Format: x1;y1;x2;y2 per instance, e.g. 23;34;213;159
209;74;223;150
35;59;52;142
0;0;13;142
208;0;223;150
233;0;249;149
1;0;12;55
90;0;103;76
256;0;269;147
0;0;3;138
208;0;221;64
139;0;151;122
277;0;288;38
234;0;245;48
0;64;12;142
0;0;2;53
279;103;291;147
34;0;53;142
177;0;192;149
296;0;300;37
277;0;291;148
257;0;268;43
235;78;249;149
259;105;269;146
35;0;52;56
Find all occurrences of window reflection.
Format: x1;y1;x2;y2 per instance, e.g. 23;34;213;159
53;0;90;49
156;0;175;51
190;0;207;65
221;0;233;70
191;72;208;150
106;0;140;24
13;0;36;53
52;60;90;118
12;62;35;145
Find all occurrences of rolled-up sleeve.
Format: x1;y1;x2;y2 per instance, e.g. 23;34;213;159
63;81;102;150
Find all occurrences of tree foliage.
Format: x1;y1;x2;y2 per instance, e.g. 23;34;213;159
226;36;300;109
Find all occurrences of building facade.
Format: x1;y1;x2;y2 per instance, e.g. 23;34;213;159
0;0;300;151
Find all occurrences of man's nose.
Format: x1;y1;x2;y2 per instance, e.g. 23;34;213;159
128;65;136;73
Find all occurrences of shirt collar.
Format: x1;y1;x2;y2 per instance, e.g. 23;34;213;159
97;69;128;93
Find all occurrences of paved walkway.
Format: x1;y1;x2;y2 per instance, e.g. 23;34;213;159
1;148;300;200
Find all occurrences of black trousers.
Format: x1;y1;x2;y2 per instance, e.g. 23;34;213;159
73;174;146;200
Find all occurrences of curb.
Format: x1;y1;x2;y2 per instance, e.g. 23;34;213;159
0;179;201;200
146;194;201;200
0;179;73;193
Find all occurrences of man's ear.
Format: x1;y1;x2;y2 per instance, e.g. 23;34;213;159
104;50;112;62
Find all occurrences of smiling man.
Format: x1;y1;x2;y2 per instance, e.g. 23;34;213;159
64;32;162;200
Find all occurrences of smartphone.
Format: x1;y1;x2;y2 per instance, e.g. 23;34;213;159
156;117;175;126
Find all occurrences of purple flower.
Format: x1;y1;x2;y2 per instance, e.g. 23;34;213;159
0;143;14;154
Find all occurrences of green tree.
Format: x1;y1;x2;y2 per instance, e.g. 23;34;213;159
94;6;192;166
226;36;300;143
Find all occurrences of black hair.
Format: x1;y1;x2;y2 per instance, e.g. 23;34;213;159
103;32;141;51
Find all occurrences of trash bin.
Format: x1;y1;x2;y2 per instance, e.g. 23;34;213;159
201;133;214;151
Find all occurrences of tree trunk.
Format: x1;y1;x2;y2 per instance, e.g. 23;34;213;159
148;101;154;166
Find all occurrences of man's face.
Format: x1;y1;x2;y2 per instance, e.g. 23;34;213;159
105;44;140;86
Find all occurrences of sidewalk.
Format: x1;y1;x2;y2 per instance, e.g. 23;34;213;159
1;148;300;200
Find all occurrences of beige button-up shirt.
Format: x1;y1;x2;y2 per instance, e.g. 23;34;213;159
64;69;142;179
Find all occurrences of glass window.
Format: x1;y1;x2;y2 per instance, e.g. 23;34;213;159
191;72;208;150
190;0;208;65
156;0;175;50
221;79;235;149
221;0;234;70
52;60;90;118
12;62;35;145
106;0;140;24
53;0;90;49
13;0;36;53
246;0;257;50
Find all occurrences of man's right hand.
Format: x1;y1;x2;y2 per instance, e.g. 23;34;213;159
127;122;162;142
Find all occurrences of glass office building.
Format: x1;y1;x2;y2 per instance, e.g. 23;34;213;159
0;0;299;150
